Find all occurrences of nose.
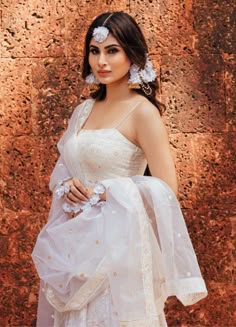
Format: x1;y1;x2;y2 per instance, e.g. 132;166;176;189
97;52;107;67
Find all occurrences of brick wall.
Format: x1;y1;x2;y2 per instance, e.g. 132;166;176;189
0;0;235;326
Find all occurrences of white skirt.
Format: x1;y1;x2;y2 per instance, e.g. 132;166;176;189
33;177;207;326
53;285;168;327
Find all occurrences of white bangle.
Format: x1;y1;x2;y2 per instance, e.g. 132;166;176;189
93;183;106;195
89;183;106;206
61;183;105;214
55;178;71;199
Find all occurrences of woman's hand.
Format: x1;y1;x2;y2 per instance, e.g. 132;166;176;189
64;178;93;205
62;179;107;219
99;191;106;201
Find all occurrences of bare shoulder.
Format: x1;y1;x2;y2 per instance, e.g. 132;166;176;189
133;97;164;130
132;98;168;148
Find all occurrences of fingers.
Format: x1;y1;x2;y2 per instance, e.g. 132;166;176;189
73;179;90;198
65;178;90;204
67;184;87;202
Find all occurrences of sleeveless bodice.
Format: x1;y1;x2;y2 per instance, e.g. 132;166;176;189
63;128;147;187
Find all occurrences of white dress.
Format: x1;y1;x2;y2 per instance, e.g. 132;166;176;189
56;126;167;326
32;99;207;327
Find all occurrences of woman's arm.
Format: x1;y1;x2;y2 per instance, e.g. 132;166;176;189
135;101;178;196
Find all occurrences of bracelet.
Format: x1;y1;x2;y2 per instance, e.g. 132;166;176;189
89;183;106;206
62;183;106;214
55;177;71;199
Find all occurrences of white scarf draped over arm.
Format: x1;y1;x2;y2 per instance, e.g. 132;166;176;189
32;100;207;326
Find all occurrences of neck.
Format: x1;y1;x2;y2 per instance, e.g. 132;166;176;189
104;76;135;102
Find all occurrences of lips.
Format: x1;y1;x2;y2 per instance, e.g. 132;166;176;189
97;70;111;75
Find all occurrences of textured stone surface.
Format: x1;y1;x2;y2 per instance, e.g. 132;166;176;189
0;59;32;136
161;54;225;133
224;54;236;131
165;282;236;327
169;133;197;208
193;133;236;208
193;0;236;54
130;0;195;55
0;211;47;327
0;0;236;326
1;0;66;58
165;208;235;326
183;208;235;283
1;136;45;212
31;57;83;135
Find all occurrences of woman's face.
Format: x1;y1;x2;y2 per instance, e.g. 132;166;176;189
88;34;131;85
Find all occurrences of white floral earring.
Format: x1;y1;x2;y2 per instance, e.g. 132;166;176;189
128;64;141;90
85;72;99;85
128;56;157;95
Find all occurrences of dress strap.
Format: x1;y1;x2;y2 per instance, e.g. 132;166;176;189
114;102;141;129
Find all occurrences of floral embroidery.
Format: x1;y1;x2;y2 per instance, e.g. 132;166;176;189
76;99;94;134
45;258;108;312
130;185;158;322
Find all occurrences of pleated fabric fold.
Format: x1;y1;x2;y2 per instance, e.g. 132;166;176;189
32;176;207;326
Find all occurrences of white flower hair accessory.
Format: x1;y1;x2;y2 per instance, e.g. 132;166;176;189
129;56;157;84
128;55;157;96
93;26;110;43
92;13;114;43
140;57;157;82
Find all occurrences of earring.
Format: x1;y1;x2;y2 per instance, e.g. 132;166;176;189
128;64;141;89
85;72;99;85
139;81;152;96
128;82;140;90
128;56;156;96
85;72;100;92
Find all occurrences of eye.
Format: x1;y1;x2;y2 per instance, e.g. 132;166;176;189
89;48;99;55
108;47;119;54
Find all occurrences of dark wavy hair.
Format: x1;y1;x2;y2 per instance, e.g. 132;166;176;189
82;11;165;115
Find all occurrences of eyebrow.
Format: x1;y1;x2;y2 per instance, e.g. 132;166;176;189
89;44;121;49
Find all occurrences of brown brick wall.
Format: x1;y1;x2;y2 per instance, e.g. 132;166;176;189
0;0;235;326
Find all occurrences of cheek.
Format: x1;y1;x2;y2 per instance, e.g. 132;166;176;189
114;54;131;71
123;55;131;71
121;59;131;75
88;54;95;69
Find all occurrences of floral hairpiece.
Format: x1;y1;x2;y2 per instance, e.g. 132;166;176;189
129;56;157;84
92;13;113;43
128;55;157;96
93;26;109;43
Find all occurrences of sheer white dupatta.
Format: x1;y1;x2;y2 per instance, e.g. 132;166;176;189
49;99;95;192
33;99;95;326
32;99;208;326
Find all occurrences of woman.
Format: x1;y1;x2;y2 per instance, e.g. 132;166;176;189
32;12;207;327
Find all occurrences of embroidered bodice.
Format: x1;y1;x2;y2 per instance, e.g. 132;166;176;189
63;128;147;187
62;99;147;187
34;99;207;327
